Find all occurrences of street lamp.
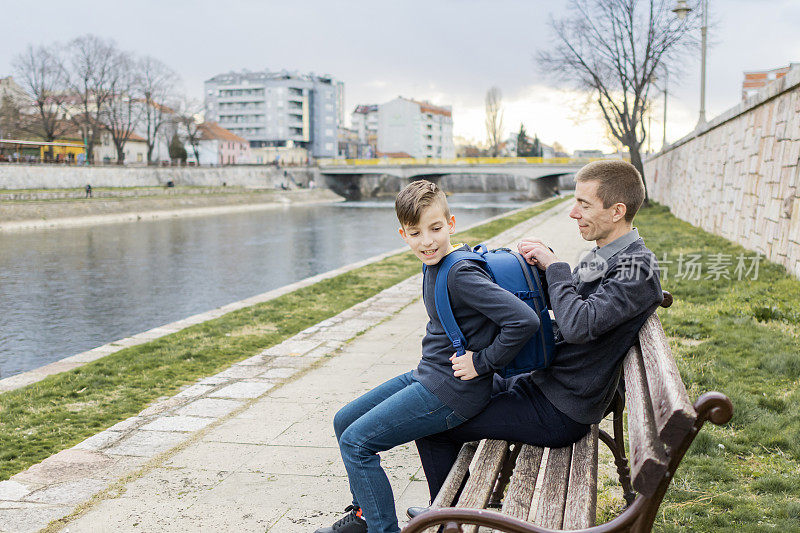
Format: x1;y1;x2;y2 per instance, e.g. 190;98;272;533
673;0;708;127
648;71;670;151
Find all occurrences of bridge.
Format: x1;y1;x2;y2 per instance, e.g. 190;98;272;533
316;157;590;200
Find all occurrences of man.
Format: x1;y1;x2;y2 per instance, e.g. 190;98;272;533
411;159;664;506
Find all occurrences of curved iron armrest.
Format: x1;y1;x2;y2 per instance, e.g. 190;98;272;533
403;391;732;533
403;500;649;533
661;291;673;308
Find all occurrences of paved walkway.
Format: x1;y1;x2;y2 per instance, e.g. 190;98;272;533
0;201;591;533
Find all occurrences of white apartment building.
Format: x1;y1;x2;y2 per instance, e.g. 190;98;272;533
351;104;378;144
377;97;454;159
204;70;344;158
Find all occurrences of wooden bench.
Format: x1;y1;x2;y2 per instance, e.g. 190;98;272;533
403;293;733;533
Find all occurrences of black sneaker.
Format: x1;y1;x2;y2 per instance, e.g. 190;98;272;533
314;505;367;533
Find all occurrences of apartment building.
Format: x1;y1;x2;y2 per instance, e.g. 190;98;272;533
351;104;378;142
377;97;454;159
204;70;343;158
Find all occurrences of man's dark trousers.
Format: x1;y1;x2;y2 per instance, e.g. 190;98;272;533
414;373;590;499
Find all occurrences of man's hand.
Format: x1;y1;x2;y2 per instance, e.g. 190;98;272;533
518;239;559;270
451;351;478;381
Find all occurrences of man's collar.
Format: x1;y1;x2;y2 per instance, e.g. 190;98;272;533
595;228;640;261
575;228;640;283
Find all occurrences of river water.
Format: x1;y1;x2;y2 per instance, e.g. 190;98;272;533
0;193;528;378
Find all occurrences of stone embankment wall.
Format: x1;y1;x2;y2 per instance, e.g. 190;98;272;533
0;164;321;191
644;67;800;278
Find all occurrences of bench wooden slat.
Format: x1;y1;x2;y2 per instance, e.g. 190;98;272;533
500;444;544;520
533;446;572;528
456;440;509;533
638;313;697;448
423;442;480;533
430;441;479;509
562;424;599;529
456;440;509;509
623;344;669;497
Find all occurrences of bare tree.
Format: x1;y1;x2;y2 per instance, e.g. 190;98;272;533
539;0;700;203
138;56;179;165
101;51;146;165
485;87;504;157
176;97;204;164
67;35;120;164
11;45;70;157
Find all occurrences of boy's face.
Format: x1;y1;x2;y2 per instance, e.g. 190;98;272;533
399;204;456;266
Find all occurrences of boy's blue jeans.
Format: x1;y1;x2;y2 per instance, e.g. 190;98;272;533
334;371;466;533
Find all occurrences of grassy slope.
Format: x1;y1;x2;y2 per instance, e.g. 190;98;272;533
634;205;800;532
0;197;566;481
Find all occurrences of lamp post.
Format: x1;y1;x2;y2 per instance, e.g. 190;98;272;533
673;0;708;127
662;70;669;148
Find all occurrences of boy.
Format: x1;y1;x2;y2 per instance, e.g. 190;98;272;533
315;180;540;533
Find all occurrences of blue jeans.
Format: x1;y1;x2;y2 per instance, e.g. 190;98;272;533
334;371;466;533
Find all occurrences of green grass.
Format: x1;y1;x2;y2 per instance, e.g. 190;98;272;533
615;204;800;532
0;196;567;481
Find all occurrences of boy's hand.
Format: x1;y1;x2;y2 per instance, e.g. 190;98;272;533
450;351;478;380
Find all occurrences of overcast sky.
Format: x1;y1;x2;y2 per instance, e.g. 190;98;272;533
2;0;798;152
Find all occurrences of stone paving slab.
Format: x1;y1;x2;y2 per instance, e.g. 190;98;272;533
0;200;590;532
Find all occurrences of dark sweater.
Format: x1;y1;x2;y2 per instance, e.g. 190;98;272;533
529;232;663;425
414;246;540;419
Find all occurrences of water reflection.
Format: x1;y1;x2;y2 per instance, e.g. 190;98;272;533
0;193;527;377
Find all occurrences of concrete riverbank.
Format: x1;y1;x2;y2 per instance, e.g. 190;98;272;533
0;200;593;533
0;188;341;232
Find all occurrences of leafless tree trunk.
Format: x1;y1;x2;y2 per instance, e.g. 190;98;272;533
67;35;120;165
539;0;701;204
101;51;143;165
12;45;70;159
138;56;179;165
177;97;204;164
0;94;24;140
485;87;504;157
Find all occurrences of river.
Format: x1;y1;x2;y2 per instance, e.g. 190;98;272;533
0;193;532;378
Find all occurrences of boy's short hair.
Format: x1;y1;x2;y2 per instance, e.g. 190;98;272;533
575;160;645;222
395;180;450;227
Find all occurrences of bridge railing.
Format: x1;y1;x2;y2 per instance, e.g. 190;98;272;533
317;156;608;167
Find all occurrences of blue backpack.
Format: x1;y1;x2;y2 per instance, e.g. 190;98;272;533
426;244;556;378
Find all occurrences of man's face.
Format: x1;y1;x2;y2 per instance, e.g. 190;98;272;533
399;204;455;266
569;180;619;245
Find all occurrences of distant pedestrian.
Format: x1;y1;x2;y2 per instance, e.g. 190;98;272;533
85;184;93;198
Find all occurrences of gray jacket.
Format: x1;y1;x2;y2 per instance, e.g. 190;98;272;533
530;229;663;424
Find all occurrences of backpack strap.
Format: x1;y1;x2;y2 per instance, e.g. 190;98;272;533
432;250;486;356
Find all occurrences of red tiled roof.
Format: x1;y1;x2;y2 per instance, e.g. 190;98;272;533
405;98;451;118
198;121;248;143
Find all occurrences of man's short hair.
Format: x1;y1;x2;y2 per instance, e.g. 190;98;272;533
575;160;645;222
395;180;450;227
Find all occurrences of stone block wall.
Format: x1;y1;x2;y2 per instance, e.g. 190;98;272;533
0;164;322;191
644;67;800;278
